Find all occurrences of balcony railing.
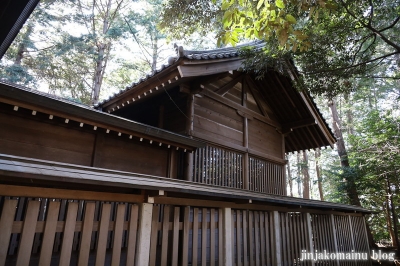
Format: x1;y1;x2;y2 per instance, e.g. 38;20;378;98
192;145;286;195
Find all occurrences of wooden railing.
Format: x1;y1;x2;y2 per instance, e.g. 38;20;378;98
249;157;285;195
0;197;139;266
193;145;244;189
0;193;371;266
192;145;285;195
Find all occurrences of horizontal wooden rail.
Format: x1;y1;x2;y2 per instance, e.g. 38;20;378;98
0;184;144;203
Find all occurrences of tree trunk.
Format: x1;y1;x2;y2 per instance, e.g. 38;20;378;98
302;151;310;199
91;0;113;105
315;148;324;201
296;152;302;198
328;99;361;206
14;23;34;65
329;99;376;247
388;176;400;252
286;155;293;197
344;94;355;136
151;39;158;72
385;193;396;246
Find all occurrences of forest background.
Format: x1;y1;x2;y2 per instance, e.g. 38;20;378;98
0;0;399;247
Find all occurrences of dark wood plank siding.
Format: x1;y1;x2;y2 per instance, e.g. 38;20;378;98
0;112;94;166
94;135;169;177
193;96;243;146
0;111;169;177
248;119;282;158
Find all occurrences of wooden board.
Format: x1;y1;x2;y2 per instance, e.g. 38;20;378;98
0;112;94;166
248;119;283;158
96;135;169;177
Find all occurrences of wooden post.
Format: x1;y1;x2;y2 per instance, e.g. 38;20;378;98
186;152;194;181
330;214;340;266
271;211;282;266
185;93;195;181
0;200;18;266
168;149;178;178
135;203;153;266
242;83;249;190
222;208;233;266
243;153;249;190
305;213;315;266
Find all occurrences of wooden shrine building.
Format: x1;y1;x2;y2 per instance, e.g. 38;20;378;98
0;44;372;266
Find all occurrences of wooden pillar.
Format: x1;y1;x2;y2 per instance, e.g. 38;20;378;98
168;149;178;178
135;203;153;266
282;135;287;196
272;211;282;266
185;152;194;181
222;207;233;266
330;214;340;266
242;82;249;190
185;93;195;181
305;213;315;266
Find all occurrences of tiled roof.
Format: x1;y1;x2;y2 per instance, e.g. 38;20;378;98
96;41;265;107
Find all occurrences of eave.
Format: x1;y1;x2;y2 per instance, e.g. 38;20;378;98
0;81;205;151
0;153;372;214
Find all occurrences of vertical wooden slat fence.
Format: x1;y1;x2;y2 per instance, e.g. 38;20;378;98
0;196;139;266
0;196;372;266
334;215;357;266
148;205;223;266
278;212;313;266
350;216;370;266
311;214;338;266
231;209;273;266
192;145;286;196
248;157;285;195
193;146;243;189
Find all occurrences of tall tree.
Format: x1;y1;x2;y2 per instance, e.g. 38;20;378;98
315;148;324;201
286;155;294;197
125;0;168;72
0;0;66;86
73;0;129;104
328;99;361;206
302;151;310;199
161;0;400;97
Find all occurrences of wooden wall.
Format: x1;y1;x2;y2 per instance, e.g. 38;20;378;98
193;96;243;147
248;118;282;158
0;112;94;166
0;109;170;177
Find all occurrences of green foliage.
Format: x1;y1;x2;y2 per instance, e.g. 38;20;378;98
0;64;35;86
160;0;400;98
159;0;223;40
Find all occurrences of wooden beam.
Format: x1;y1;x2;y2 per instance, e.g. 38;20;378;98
282;118;317;131
244;76;267;117
0;184;145;203
214;75;243;96
202;88;281;129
